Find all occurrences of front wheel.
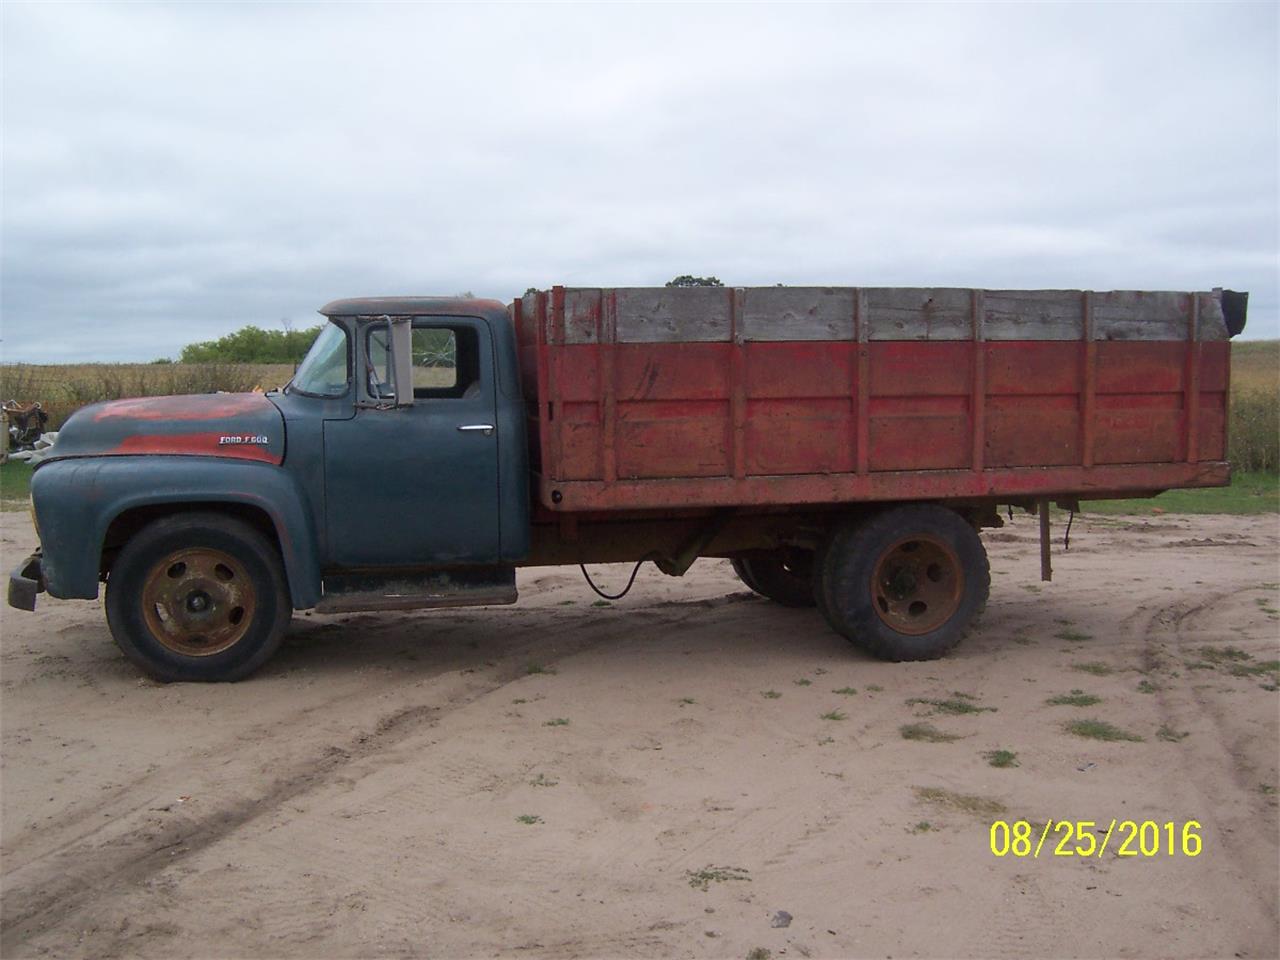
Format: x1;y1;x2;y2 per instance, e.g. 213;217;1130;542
105;512;291;682
816;505;988;661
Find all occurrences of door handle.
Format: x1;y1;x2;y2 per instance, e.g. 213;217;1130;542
457;424;495;436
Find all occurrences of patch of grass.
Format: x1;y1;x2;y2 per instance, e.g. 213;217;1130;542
543;717;570;727
558;600;575;606
833;687;857;696
746;949;772;960
761;690;782;699
1184;660;1216;671
1084;471;1278;515
1227;660;1280;679
1261;783;1277;796
1156;725;1189;742
1021;584;1042;593
529;773;558;787
908;694;995;715
677;697;696;706
1136;680;1159;694
591;600;611;607
1046;689;1101;707
685;865;751;892
1064;719;1143;742
512;698;528;705
912;785;1007;817
1054;629;1093;642
908;821;936;833
794;678;812;687
515;814;543;825
526;663;557;676
900;722;961;743
0;461;34;508
820;710;847;721
866;684;883;692
985;749;1019;768
1071;662;1113;676
1198;645;1252;664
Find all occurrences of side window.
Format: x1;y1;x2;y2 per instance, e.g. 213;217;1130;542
411;328;458;393
412;325;480;399
365;323;481;400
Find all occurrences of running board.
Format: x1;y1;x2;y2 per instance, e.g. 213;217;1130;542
316;566;517;614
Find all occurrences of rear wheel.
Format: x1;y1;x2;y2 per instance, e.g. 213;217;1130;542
731;548;817;608
817;505;988;661
106;512;290;682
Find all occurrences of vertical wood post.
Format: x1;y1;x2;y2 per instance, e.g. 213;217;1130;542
550;286;566;481
1081;291;1096;468
531;291;553;481
970;289;986;473
1184;293;1201;463
730;287;747;479
602;289;618;482
855;288;870;475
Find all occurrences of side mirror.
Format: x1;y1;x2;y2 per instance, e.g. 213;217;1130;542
388;317;414;407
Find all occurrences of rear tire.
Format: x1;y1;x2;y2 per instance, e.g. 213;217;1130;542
105;512;290;682
731;549;817;608
817;505;988;661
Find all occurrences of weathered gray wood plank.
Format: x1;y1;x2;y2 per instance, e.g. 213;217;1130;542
614;287;731;342
545;287;1232;343
741;287;855;341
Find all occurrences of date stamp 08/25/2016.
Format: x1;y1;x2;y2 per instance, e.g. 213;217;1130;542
990;820;1203;859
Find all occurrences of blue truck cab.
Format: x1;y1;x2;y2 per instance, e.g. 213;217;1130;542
10;298;533;681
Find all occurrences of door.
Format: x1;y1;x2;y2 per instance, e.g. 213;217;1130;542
323;318;500;567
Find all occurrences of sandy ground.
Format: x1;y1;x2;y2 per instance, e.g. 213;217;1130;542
1;510;1278;960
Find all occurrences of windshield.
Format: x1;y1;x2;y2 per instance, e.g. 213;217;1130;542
288;322;349;397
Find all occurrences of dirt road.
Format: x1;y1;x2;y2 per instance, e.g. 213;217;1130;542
2;511;1277;959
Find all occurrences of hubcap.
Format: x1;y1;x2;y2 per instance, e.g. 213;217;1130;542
869;535;963;635
141;547;257;656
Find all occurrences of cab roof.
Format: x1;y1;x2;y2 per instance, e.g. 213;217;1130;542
318;296;508;318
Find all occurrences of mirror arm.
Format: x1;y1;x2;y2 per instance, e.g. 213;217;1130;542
389;316;414;407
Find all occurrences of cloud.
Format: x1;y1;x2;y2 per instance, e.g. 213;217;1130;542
2;2;1275;361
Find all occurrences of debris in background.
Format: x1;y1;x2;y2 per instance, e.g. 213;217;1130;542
4;400;49;450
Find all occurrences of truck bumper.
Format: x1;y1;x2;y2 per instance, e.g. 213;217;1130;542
8;554;44;611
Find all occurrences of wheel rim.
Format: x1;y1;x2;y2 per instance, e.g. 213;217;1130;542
869;535;964;636
141;547;257;656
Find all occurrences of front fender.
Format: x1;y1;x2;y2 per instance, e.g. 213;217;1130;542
31;457;322;609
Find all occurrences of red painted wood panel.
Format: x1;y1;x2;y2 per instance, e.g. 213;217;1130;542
527;336;1232;506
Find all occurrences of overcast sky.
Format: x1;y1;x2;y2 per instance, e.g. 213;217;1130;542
2;2;1276;362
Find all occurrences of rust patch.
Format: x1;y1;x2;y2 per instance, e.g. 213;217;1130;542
113;432;280;464
91;394;270;422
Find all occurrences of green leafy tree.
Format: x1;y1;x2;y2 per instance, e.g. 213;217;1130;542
179;324;325;363
666;275;724;288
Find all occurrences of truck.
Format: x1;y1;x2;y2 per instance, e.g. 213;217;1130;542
7;285;1248;682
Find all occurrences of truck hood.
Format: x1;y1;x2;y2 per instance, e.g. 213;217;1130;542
48;393;285;465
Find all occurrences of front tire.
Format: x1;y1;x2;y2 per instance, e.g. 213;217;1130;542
817;505;988;661
105;512;290;682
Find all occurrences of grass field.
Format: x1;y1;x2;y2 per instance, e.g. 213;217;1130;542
0;363;297;431
1084;470;1278;515
1229;340;1279;474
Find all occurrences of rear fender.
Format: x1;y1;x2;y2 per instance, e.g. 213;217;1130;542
31;457;321;608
